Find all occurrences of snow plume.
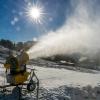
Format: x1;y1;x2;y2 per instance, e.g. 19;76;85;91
28;0;100;59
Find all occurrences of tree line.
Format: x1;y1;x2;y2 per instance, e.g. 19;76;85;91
0;39;35;51
0;39;15;49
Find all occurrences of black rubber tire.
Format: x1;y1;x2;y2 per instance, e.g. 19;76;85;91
12;86;22;100
27;80;36;92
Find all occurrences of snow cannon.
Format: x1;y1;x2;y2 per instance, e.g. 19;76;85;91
4;51;30;84
1;50;39;100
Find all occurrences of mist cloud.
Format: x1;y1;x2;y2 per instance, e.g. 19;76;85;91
28;0;100;59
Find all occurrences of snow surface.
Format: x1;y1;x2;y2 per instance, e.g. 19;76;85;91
0;64;100;89
27;65;100;89
0;64;100;99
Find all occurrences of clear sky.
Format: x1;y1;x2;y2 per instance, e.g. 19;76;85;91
0;0;72;42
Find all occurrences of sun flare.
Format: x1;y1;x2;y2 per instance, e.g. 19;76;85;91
29;7;41;20
26;3;45;24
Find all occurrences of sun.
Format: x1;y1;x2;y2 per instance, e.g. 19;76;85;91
26;3;45;24
29;7;41;19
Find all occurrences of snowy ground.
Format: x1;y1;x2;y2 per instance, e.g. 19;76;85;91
0;64;100;89
0;62;100;99
27;65;100;89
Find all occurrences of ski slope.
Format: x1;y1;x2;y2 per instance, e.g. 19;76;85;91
29;65;100;89
0;64;100;89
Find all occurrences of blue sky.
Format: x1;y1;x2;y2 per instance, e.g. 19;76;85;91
0;0;72;42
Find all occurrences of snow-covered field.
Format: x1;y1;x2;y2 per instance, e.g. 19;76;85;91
0;64;100;88
28;65;100;88
0;63;100;100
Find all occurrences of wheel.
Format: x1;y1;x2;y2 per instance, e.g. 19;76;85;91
27;80;36;92
12;86;22;100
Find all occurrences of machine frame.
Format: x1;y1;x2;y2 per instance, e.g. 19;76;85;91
0;67;39;100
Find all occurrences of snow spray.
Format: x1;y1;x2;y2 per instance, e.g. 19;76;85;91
27;0;100;59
